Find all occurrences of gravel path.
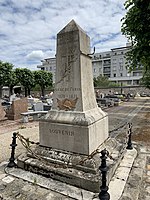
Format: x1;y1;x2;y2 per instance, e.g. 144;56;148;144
0;121;39;163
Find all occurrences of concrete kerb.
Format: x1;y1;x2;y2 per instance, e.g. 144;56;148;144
109;148;137;199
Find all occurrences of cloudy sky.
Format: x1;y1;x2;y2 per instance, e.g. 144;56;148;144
0;0;127;70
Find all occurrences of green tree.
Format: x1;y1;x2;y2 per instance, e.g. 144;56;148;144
15;68;35;97
94;75;111;87
94;75;120;88
34;70;53;97
0;61;14;98
121;0;150;87
141;70;150;89
8;70;19;95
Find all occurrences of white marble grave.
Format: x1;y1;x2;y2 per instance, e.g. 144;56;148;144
39;20;108;155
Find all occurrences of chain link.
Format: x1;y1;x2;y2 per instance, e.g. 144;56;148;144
16;122;129;168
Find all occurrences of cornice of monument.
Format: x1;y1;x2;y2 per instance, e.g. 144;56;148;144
58;19;86;34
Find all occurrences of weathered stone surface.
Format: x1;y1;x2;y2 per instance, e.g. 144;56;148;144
6;98;28;120
17;137;125;193
0;104;6;120
39;20;108;155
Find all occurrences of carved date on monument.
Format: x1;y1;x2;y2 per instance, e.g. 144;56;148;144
57;97;78;111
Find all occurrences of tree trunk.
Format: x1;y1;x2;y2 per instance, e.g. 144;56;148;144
41;86;45;97
0;86;2;98
25;87;28;97
28;88;31;96
9;85;14;95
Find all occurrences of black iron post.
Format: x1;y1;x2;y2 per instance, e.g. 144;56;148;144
126;123;133;150
99;149;110;200
7;132;17;167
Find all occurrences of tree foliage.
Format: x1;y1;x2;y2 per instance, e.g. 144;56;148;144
0;61;14;86
0;61;14;97
94;75;119;88
121;0;150;87
15;68;35;97
34;70;53;96
141;70;150;89
8;70;19;95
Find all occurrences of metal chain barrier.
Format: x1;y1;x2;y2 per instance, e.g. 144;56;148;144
15;122;130;168
109;122;127;134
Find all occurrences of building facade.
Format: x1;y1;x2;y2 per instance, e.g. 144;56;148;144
37;57;56;83
37;44;143;86
92;43;143;86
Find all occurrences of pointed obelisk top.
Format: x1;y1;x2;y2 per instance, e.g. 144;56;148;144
58;19;86;34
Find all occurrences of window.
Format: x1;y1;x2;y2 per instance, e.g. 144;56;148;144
120;73;122;77
120;58;123;63
93;68;96;73
113;66;116;71
127;80;132;85
114;74;116;77
121;51;123;54
120;66;123;70
112;59;117;64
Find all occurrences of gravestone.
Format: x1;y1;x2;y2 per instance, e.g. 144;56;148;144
33;102;43;111
6;98;28;120
0;104;6;120
39;20;108;155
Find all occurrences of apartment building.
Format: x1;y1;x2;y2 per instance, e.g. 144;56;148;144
92;51;111;78
92;44;143;86
109;44;143;86
37;44;143;86
37;57;56;83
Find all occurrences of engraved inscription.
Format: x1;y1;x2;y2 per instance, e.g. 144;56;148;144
49;129;74;136
27;165;73;180
55;87;81;91
57;94;78;99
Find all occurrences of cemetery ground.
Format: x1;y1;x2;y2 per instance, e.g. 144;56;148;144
0;96;150;200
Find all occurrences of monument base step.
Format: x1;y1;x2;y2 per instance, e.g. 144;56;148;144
17;137;126;193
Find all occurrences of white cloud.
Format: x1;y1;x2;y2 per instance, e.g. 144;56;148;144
0;0;127;70
26;50;45;60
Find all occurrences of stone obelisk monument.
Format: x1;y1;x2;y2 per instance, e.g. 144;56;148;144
39;20;108;155
17;20;125;193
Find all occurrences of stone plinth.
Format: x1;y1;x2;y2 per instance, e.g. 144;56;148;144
39;20;108;155
17;137;126;193
40;108;108;155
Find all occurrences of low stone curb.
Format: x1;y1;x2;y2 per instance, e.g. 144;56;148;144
120;146;147;200
109;148;137;199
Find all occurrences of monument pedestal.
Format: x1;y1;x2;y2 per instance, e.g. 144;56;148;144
17;137;126;193
39;107;108;155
